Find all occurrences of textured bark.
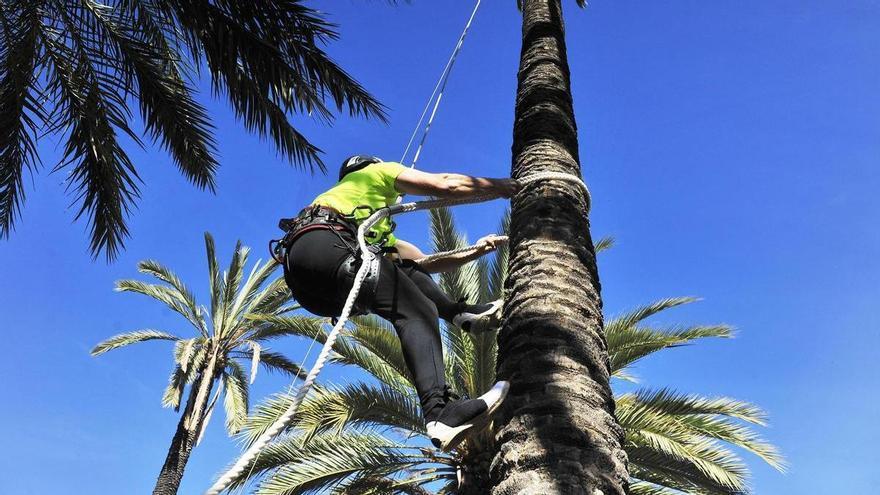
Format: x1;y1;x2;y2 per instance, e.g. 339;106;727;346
490;1;629;494
152;352;218;495
458;451;493;495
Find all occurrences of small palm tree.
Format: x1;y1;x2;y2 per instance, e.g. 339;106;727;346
92;232;305;495
0;1;385;259
225;209;784;494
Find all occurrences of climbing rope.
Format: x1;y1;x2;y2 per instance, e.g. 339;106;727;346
204;171;589;494
400;0;482;168
413;235;508;265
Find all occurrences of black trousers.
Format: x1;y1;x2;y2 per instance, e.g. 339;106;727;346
283;228;461;417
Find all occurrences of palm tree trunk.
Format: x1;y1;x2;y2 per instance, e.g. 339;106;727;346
490;1;628;493
153;352;218;495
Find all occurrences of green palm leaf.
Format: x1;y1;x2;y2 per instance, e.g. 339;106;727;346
232;432;424;495
91;329;179;355
115;279;204;331
0;4;42;240
348;316;411;382
606;297;701;333
3;2;385;258
138;260;206;335
79;0;218;191
223;360;250;435
608;323;733;376
622;389;785;471
248;314;325;342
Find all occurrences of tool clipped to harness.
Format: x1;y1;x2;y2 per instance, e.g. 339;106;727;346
339;244;382;315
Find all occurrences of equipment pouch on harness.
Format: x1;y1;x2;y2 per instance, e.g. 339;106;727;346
338;244;382;316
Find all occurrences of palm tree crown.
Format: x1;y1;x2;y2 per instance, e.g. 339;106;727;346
225;209;784;494
92;232;306;493
1;1;385;259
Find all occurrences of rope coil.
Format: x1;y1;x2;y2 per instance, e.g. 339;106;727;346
204;171;589;494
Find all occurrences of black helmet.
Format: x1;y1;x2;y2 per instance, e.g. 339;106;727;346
339;155;382;181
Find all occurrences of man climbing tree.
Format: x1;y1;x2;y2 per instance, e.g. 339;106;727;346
276;155;518;450
491;1;630;493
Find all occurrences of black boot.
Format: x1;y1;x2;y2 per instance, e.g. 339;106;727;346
425;381;509;451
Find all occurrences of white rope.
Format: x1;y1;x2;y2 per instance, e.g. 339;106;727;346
414;235;508;265
204;171;589;494
400;0;482;167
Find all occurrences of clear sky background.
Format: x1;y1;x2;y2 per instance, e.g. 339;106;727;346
1;1;878;493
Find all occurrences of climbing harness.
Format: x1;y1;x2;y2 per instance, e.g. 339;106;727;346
271;205;382;316
205;172;590;495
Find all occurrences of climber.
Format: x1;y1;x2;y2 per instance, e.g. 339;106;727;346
276;155;519;451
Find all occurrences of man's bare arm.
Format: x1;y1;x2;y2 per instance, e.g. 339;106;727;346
395;169;519;198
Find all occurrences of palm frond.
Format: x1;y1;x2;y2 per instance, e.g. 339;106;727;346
348;316;411;381
487;209;511;300
174;337;203;373
628;449;739;495
79;0;218;191
333;335;415;393
205;232;223;328
608;324;733;376
41;20;141;260
247;277;294;317
333;474;436;495
297;383;423;440
231;349;308;380
164;0;386;169
217;241;249;336
163;345;209;410
621;389;785;472
249;314;411;391
248;314;325;342
91;329;179;355
619;387;787;493
138;260;206;335
197;377;225;446
0;4;42;239
231;432;423;495
595;236;615;253
229;260;280;330
115;279;205;330
161;366;187;411
606;297;701;333
223;359;250;435
5;2;386;258
429;206;484;396
628;481;684;495
248;340;261;383
240;381;423;449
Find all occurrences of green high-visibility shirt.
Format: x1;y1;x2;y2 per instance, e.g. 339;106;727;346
312;161;407;247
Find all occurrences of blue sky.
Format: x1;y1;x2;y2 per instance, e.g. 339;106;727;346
1;1;878;493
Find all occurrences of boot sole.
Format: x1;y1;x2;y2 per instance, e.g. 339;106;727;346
461;300;503;334
428;381;509;452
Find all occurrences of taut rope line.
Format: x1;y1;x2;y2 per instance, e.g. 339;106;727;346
400;0;482;168
204;171;589;494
